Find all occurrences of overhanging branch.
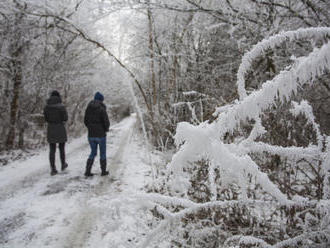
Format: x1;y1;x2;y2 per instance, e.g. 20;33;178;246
24;10;151;112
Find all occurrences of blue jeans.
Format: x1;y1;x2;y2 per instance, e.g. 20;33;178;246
88;137;106;160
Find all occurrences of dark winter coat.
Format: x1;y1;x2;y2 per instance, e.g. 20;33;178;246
43;96;68;143
84;100;110;138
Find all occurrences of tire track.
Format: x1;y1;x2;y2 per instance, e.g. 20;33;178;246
62;116;136;248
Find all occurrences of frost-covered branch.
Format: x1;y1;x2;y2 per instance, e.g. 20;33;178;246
22;7;151;112
242;142;321;160
217;39;330;135
291;100;323;148
142;27;330;247
237;27;330;100
271;230;330;248
322;137;330;200
224;235;270;248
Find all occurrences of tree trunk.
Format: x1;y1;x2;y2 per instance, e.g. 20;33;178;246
6;50;23;150
146;1;159;144
5;2;25;150
147;1;157;108
18;127;24;149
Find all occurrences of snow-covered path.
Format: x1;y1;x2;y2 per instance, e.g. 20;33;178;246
0;114;154;248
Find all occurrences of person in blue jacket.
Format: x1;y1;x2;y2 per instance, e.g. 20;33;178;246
84;92;110;177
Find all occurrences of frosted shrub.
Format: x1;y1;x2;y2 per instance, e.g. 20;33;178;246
140;27;330;247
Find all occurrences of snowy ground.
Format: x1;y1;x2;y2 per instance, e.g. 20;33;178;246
0;114;160;248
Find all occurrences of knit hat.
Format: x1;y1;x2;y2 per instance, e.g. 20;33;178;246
50;90;60;97
94;92;104;102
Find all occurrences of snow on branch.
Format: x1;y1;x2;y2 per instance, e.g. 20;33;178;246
139;193;199;209
141;27;330;247
322;137;330;199
224;235;270;248
270;230;330;248
216;40;330;135
243;142;321;160
168;39;330;205
138;194;275;247
291;100;323;148
237;27;330;100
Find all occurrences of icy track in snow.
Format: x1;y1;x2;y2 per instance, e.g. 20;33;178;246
0;114;155;248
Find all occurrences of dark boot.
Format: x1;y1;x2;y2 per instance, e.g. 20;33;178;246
100;159;109;176
51;169;58;176
50;165;58;176
61;163;68;171
50;158;57;176
49;144;57;175
59;143;67;171
84;159;94;177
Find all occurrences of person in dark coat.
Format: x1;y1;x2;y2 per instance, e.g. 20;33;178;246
84;92;110;177
43;90;68;175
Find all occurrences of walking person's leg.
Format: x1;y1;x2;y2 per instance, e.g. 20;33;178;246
59;143;68;171
99;137;109;176
85;138;97;177
49;143;57;175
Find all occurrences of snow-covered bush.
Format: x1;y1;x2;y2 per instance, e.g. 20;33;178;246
140;27;330;247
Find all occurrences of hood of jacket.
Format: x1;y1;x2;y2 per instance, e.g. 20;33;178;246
88;100;106;110
47;95;62;105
